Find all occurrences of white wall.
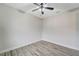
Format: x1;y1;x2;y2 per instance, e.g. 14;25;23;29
0;4;42;52
42;11;79;50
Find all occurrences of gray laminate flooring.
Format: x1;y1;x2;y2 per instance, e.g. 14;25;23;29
0;40;79;56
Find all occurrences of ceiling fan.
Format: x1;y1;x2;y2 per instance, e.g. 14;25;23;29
32;3;54;15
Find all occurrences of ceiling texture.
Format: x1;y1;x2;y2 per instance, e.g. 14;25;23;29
3;3;79;19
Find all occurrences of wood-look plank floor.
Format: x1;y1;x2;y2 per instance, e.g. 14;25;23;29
0;40;79;56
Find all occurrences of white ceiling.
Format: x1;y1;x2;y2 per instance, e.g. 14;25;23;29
4;3;79;19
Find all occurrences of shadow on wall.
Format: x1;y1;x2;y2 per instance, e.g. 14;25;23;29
76;13;79;47
0;23;8;51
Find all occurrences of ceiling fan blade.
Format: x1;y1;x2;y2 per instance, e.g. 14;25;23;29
33;3;40;6
32;7;40;12
45;7;54;10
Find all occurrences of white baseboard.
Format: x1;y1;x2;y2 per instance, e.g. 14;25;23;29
0;40;41;54
42;39;79;51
